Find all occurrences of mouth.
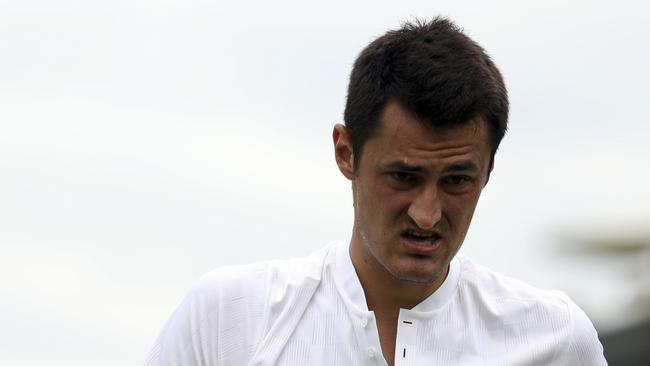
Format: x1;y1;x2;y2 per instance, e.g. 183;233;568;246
400;230;443;255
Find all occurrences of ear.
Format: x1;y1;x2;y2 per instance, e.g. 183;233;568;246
484;157;494;186
333;123;356;180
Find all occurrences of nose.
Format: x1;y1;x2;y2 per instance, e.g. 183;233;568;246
407;184;442;230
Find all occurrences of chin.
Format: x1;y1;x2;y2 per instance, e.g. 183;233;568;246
398;274;441;284
388;264;445;284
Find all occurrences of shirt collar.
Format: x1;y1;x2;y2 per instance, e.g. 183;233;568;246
332;241;460;314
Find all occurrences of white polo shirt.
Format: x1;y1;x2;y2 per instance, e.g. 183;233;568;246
145;241;607;365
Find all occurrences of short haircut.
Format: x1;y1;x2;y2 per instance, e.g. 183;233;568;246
344;17;509;171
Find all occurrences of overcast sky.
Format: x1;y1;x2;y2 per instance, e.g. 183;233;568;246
1;0;649;364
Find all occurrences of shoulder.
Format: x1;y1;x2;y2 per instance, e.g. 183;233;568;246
456;254;570;309
144;243;338;366
455;254;607;365
185;243;333;323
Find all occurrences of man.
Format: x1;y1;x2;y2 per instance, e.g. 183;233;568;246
146;18;607;365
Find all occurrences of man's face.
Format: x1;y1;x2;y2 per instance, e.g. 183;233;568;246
336;100;492;285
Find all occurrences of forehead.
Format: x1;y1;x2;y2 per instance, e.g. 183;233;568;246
363;101;490;168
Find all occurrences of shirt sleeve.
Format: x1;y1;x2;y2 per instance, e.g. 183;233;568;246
143;264;271;366
144;285;205;366
566;300;608;365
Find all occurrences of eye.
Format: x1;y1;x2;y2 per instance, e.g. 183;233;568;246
442;175;471;187
391;171;414;182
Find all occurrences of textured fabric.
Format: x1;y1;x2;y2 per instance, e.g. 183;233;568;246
145;241;607;365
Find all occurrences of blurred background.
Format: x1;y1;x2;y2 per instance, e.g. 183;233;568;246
1;0;648;364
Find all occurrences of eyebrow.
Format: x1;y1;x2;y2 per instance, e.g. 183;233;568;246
383;161;479;173
443;161;479;173
384;162;423;172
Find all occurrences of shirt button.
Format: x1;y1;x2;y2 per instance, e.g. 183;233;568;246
361;318;369;328
367;347;377;358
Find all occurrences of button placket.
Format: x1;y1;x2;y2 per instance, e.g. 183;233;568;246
367;346;377;358
352;312;385;364
396;310;417;365
361;317;369;328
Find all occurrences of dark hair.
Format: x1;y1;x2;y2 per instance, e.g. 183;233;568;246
344;17;509;170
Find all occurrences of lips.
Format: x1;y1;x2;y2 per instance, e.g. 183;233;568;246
401;230;443;255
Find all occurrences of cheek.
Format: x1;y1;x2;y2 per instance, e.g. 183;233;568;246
357;182;409;236
373;183;412;216
446;194;481;226
355;181;383;222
